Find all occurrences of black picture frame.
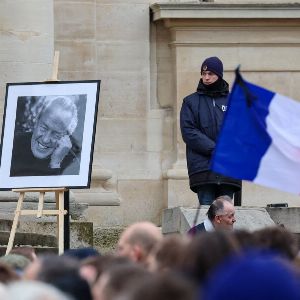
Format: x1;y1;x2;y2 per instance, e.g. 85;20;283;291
0;80;100;190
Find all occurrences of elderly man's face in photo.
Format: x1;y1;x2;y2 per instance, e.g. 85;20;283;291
31;102;73;159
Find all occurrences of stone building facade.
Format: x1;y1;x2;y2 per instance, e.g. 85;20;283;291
1;1;300;230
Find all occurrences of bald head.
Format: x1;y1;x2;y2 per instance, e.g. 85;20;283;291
117;222;162;265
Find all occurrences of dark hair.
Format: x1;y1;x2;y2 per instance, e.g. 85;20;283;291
37;255;92;300
233;230;256;250
253;226;299;260
0;262;19;283
181;231;240;283
128;273;195;300
154;234;188;272
207;199;224;221
81;254;132;284
63;247;99;261
101;264;151;300
50;273;92;300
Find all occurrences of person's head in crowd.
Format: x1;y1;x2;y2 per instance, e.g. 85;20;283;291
117;221;162;266
146;234;189;273
92;263;151;300
24;254;79;281
80;254;131;287
6;281;72;300
48;272;92;300
182;231;240;284
0;254;31;275
10;246;37;262
0;262;20;284
232;229;256;251
201;56;223;86
207;196;236;230
31;96;78;160
202;251;300;300
122;273;196;300
63;247;100;261
24;254;91;300
253;226;299;260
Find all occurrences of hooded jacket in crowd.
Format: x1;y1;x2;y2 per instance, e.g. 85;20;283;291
180;75;241;194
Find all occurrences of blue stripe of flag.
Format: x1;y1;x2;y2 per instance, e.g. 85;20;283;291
211;75;275;180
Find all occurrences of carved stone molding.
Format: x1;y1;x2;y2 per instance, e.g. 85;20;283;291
74;167;121;206
151;3;300;22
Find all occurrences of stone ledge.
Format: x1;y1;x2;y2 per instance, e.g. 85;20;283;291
162;206;275;234
266;207;300;233
0;218;93;249
151;3;300;21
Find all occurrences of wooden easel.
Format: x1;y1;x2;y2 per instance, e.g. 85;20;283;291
6;51;69;255
6;188;67;255
48;50;59;82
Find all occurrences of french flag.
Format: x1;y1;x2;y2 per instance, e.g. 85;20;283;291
211;69;300;195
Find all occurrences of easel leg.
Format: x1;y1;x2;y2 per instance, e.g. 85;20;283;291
37;192;45;218
64;190;70;251
56;191;64;254
6;192;25;255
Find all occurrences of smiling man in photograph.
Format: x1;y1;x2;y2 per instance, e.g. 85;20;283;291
10;96;81;176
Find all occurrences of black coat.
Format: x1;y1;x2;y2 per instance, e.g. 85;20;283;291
180;79;241;193
10;132;80;176
188;222;206;235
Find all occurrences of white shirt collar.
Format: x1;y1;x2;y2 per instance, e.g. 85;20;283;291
204;218;215;232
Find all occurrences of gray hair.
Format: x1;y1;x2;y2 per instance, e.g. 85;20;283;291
207;195;233;221
215;195;233;203
38;96;78;135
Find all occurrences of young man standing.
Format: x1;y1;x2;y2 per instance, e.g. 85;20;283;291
180;56;241;205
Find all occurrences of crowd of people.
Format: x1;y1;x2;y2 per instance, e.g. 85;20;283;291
0;217;300;300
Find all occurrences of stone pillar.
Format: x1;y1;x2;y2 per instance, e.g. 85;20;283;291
73;167;121;206
162;27;202;208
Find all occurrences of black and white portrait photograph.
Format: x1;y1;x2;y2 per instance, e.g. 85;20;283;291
0;81;100;189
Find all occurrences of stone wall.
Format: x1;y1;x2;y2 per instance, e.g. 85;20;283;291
53;0;166;227
0;0;54;128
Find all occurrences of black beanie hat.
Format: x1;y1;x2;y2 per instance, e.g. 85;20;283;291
201;56;223;78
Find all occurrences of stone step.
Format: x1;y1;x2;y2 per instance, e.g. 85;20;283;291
0;217;93;249
0;246;58;256
0;230;57;248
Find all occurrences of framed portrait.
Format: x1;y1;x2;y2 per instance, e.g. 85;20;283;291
0;80;100;190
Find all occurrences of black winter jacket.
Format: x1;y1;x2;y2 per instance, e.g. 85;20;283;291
180;79;241;193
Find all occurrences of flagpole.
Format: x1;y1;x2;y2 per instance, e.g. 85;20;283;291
234;66;257;107
191;192;202;236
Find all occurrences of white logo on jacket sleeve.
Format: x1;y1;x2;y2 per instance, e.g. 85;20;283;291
222;105;227;112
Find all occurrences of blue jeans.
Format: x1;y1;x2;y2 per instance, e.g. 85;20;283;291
197;184;235;205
